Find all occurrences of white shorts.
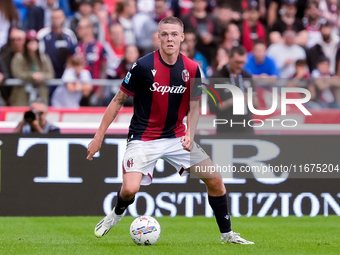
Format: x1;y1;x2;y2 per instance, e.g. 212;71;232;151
122;137;209;185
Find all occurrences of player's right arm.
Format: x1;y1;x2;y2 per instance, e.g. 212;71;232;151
86;90;130;160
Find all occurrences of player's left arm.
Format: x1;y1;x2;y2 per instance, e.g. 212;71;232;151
181;100;200;152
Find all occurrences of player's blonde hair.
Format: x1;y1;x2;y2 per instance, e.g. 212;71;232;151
158;16;184;33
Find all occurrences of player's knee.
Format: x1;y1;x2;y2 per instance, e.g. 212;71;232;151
204;178;225;192
121;186;139;199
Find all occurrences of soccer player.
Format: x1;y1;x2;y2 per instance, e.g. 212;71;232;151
87;16;254;245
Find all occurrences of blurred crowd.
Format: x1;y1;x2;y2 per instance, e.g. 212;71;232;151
1;0;340;110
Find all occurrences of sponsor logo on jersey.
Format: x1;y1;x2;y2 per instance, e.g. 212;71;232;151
55;40;68;48
182;69;190;82
151;69;157;77
150;82;187;95
124;72;131;84
86;52;99;62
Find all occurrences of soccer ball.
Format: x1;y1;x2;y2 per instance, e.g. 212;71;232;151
129;216;161;245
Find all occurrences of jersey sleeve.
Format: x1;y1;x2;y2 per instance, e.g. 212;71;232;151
190;66;202;101
120;62;140;97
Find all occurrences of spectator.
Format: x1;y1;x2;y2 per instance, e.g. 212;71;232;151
92;0;109;41
181;0;221;65
0;56;8;84
242;0;267;53
114;0;137;46
220;22;241;52
180;39;190;56
59;0;72;17
213;3;237;29
183;31;210;77
0;28;25;105
267;29;306;78
290;59;311;94
0;0;19;49
214;0;245;21
68;0;83;13
269;0;307;47
170;0;193;18
106;45;138;105
210;45;257;133
244;40;280;77
303;0;322;48
318;0;338;27
37;9;77;79
66;0;105;43
311;56;340;108
14;98;60;133
143;30;160;55
136;0;155;13
104;0;121;14
76;18;106;79
104;23;125;78
267;0;308;27
51;55;92;108
26;0;59;31
153;0;173;23
108;45;139;79
0;56;9;105
307;18;339;75
210;46;229;74
10;30;54;106
133;11;158;54
286;59;314;109
13;0;34;26
76;17;107;105
291;59;310;78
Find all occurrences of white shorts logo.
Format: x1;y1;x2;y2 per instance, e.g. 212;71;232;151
127;158;134;168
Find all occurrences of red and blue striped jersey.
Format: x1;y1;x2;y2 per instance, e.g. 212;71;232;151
120;50;201;141
76;40;107;79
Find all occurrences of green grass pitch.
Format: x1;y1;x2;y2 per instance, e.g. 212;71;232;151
0;216;339;255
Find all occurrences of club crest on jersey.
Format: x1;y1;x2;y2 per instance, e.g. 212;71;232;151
127;158;134;168
182;69;189;82
124;72;131;84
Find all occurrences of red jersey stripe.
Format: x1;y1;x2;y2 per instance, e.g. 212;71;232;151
141;51;170;141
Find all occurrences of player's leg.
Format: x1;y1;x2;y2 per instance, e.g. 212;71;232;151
95;139;161;238
115;172;143;214
193;158;254;244
94;172;142;238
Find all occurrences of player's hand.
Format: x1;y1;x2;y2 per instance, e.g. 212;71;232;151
87;137;102;161
181;135;193;152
